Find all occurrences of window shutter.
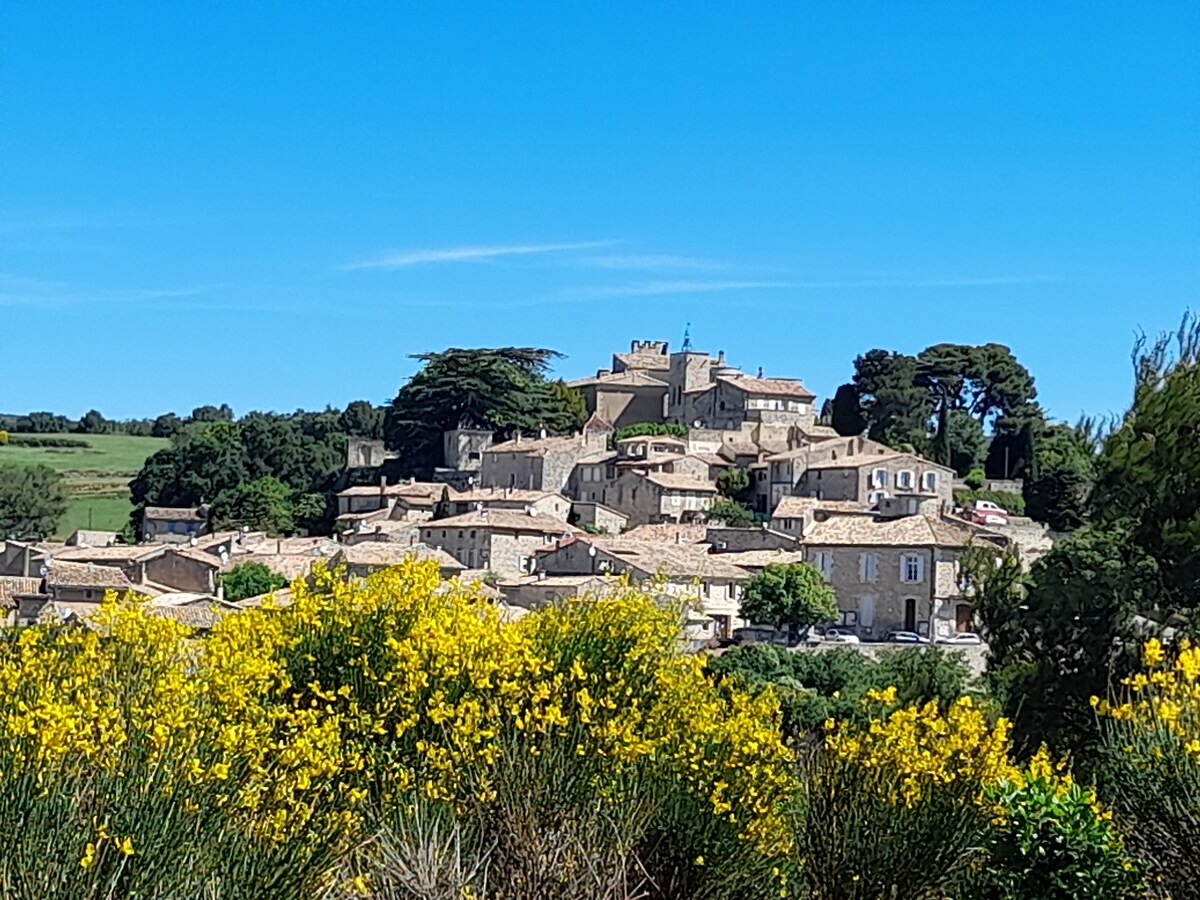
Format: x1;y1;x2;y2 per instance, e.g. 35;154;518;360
916;555;925;583
859;553;867;582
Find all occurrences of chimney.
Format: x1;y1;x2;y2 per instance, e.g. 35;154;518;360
539;427;547;439
674;532;681;544
276;538;282;554
514;428;522;444
379;475;387;495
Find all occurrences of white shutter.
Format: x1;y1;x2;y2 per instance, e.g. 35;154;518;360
859;595;875;629
859;553;868;582
916;555;926;583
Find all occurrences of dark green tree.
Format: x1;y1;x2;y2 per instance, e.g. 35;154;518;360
189;404;235;423
383;347;579;476
971;528;1162;759
17;412;71;433
131;421;250;511
432;486;453;521
0;463;70;540
1091;336;1200;613
76;409;109;434
338;401;384;439
851;350;934;449
706;498;756;527
151;413;184;438
740;562;839;643
828;383;867;436
946;409;988;477
611;422;688;445
210;476;300;535
1023;423;1095;531
985;402;1046;480
715;467;751;503
220;561;287;602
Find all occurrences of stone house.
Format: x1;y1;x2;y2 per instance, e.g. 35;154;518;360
705;525;797;553
43;560;132;609
449;487;572;520
601;470;717;526
611;340;672;375
568;370;668;430
799;512;987;639
53;544;221;596
533;535;752;641
764;435;892;510
568;501;629;535
329;544;466;580
479;418;612;494
142;507;209;543
769;496;877;538
796;451;954;508
419;510;579;574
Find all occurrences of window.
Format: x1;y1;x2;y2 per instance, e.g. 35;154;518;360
756;470;765;482
581;468;592;482
457;530;464;538
922;471;939;492
727;583;736;599
901;554;925;583
815;551;833;579
871;468;888;489
468;451;481;461
440;530;447;539
858;595;875;629
84;590;95;600
508;474;516;488
868;490;886;505
859;552;877;583
896;470;914;490
702;581;711;597
470;530;476;538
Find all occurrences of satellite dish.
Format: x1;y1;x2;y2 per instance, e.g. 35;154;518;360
588;546;597;557
143;532;152;542
38;565;48;577
189;536;198;547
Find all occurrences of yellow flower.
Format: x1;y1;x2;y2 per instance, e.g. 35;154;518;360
79;842;96;869
1143;637;1165;668
116;836;134;856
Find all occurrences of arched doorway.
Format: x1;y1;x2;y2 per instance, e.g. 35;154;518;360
903;598;917;632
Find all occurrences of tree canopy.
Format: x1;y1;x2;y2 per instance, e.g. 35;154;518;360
219;561;287;603
739;562;838;641
383;347;586;476
0;463;70;540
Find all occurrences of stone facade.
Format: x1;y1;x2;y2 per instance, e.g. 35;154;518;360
569;371;668;430
797;452;954;509
569;501;628;534
419;510;577;574
442;428;494;472
480;426;610;495
601;470;717;526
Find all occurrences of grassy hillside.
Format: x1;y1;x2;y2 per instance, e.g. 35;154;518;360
0;434;168;537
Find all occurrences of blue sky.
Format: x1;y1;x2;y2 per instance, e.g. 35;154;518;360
1;2;1196;422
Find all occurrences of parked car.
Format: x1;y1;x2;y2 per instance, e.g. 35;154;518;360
937;632;983;645
885;630;927;644
970;500;1009;526
823;628;861;644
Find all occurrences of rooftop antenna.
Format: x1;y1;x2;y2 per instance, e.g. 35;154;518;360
681;322;693;352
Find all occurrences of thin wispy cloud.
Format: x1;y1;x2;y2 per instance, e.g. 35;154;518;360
577;253;726;272
783;274;1065;289
341;240;619;270
0;276;225;308
568;279;794;299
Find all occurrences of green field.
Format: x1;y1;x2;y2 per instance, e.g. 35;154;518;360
0;434;168;537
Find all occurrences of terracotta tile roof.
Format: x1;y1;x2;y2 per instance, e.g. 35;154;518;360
642;473;719;492
420;510;580;536
689;453;734;467
710;549;807;569
454;488;567;504
620;523;709;543
332;544;466;571
45;561;132;590
805;451;952;472
715;374;815;400
593;539;751;581
803;514;976;548
54;545;158;563
569;370;668;388
337;480;445;498
146;606;224;629
143;506;206;522
484;435;588;457
771;497;875;519
0;577;42;604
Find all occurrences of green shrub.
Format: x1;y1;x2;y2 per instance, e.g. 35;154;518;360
4;434;92;448
965;466;987;490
